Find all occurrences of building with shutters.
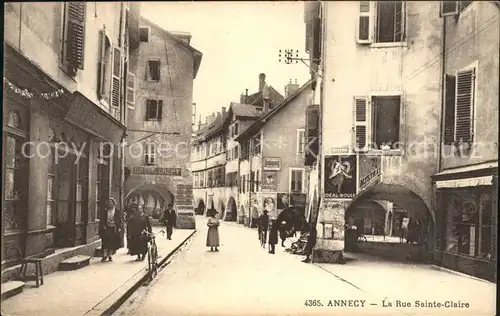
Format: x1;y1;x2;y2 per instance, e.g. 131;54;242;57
2;2;140;271
303;0;499;281
124;17;202;220
304;1;445;264
235;80;312;227
191;73;285;224
431;1;499;282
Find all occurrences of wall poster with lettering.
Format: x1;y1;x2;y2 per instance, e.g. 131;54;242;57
261;170;278;191
323;155;357;199
276;193;290;209
261;193;277;219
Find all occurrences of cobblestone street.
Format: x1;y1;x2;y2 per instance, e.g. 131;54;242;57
116;217;496;316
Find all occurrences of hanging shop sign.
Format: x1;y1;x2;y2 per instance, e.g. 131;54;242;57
132;167;182;176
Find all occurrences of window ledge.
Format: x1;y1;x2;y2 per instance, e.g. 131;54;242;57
4;229;24;236
46;225;57;231
370;42;408;49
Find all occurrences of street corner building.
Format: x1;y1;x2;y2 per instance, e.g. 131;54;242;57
0;2;194;282
302;0;499;282
191;72;313;227
123;16;202;223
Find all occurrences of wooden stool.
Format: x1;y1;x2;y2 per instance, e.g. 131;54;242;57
20;258;44;287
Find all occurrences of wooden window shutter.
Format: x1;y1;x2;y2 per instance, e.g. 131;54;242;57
440;1;459;17
66;2;86;70
311;16;321;62
145;99;152;120
353;97;369;151
97;28;107;99
110;46;123;108
305;105;319;166
444;74;456;145
126;72;136;108
455;69;475;142
158;100;163;120
356;1;372;44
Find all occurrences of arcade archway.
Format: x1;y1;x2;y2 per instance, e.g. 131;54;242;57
125;184;174;220
345;183;434;263
225;197;237;221
195;199;206;215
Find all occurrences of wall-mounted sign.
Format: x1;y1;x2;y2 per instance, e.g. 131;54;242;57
261;170;278;191
261;193;278;219
263;157;281;171
358;155;382;193
132;167;182;176
277;193;290;209
330;147;350;154
323;155;357;199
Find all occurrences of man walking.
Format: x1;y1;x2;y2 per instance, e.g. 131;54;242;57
162;203;177;240
258;210;269;248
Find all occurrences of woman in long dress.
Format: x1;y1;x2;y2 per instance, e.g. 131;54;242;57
101;198;123;262
128;205;152;261
206;210;220;252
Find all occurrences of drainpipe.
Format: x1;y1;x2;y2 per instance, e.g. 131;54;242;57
438;16;447;173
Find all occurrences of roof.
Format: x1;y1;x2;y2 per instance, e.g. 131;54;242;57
140;17;203;79
235;80;313;142
192;111;229;144
247;86;284;108
231;103;262;118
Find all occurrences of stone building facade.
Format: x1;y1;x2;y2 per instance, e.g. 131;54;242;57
124;17;202;217
2;2;140;270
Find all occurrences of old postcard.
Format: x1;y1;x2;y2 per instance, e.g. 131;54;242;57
1;1;498;316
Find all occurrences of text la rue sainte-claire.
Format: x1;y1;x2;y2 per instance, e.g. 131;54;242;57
304;299;470;308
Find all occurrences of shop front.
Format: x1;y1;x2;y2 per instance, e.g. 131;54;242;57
433;162;498;282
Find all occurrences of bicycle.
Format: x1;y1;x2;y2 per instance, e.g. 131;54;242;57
141;230;158;281
356;232;368;244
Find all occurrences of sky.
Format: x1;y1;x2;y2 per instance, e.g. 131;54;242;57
140;1;310;122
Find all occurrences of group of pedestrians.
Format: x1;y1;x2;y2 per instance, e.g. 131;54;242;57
256;197;317;263
99;199;178;263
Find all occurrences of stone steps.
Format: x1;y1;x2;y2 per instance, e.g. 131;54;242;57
1;281;25;300
58;255;91;271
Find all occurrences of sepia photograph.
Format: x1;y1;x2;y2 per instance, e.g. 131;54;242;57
1;1;498;316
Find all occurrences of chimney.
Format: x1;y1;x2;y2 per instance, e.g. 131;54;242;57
217;111;221;121
259;73;266;92
263;85;270;114
240;92;246;104
285;78;300;98
222;107;226;116
211;113;216;124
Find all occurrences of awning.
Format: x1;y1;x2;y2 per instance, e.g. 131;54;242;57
432;161;497;188
65;92;126;143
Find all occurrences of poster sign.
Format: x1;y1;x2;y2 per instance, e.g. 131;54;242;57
358;155;381;193
323;155;357;199
277;193;290;209
261;193;278;219
263;157;281;171
261;170;278;191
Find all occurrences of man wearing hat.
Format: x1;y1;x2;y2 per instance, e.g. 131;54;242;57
258;210;269;248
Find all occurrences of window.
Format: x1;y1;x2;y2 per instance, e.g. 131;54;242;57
147;60;160;81
250;171;255;192
252;133;261;155
356;1;406;44
444;66;476;144
126;72;136;109
75;157;88;224
62;2;86;75
289;169;304;193
144;143;156;165
139;27;149;42
234;122;239;135
207;170;214;187
440;1;472;16
145;99;163;121
110;46;123;120
95;164;101;221
47;148;56;226
297;129;306;153
443;189;493;259
3;135;26;230
97;28;111;103
199;172;205;187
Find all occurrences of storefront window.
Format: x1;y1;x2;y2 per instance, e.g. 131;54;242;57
3;134;26;231
443;188;492;259
47;147;56;226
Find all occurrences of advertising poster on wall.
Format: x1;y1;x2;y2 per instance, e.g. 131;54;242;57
358;155;381;193
261;193;278;219
277;193;290;209
323;155;357;199
261;170;278;192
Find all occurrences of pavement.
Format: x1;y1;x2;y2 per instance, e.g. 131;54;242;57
115;216;497;316
0;226;195;316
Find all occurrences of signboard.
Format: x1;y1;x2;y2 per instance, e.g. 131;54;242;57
261;193;278;219
132;167;182;176
277;193;290;209
330;147;350;154
358;155;382;192
263;157;281;171
261;170;278;191
290;193;306;207
323;155;357;199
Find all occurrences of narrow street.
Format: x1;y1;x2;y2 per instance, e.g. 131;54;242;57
115;217;496;316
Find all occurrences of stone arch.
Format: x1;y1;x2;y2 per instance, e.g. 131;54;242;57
195;198;206;215
125;184;175;218
345;183;435;259
224;197;237;222
238;205;245;224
